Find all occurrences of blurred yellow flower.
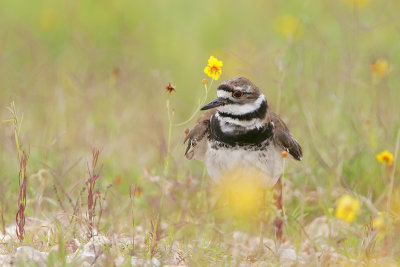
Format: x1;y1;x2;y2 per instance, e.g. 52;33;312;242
204;56;223;80
275;14;303;40
376;150;394;166
373;213;386;232
371;58;390;77
213;168;273;219
335;194;361;223
343;0;371;8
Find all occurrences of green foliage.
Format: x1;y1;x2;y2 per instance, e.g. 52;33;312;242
0;0;400;265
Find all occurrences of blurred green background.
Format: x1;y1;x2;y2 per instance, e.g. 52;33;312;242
1;0;400;244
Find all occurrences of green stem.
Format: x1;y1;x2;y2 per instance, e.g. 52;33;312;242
387;128;400;212
276;70;285;115
173;82;210;127
164;98;174;176
281;156;287;218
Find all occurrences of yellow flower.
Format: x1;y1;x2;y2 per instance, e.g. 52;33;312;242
373;213;386;232
343;0;371;8
335;194;361;223
275;14;303;40
204;56;223;80
212;168;273;219
370;58;389;77
376;150;394;166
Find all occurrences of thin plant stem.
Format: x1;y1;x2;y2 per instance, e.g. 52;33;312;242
387;128;400;212
4;102;29;243
173;81;211;127
281;156;287;218
4;102;24;159
276;78;283;115
164;98;175;176
275;53;286;115
173;99;202;127
129;184;136;256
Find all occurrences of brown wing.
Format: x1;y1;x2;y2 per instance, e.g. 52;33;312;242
269;112;303;161
184;108;217;160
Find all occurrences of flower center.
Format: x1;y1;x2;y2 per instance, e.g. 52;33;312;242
211;66;218;73
344;205;353;211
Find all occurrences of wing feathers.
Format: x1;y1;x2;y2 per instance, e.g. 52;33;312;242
270;112;303;161
184;108;216;160
184;109;302;161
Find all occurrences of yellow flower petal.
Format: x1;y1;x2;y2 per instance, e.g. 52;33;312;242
376;150;394;166
204;66;211;75
371;58;390;77
335;194;361;224
275;14;303;40
373;215;385;232
204;56;223;80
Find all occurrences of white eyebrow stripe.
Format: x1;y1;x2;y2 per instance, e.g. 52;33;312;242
217;90;232;99
217;94;266;115
234;86;250;93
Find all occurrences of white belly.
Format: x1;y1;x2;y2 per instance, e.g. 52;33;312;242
205;142;283;188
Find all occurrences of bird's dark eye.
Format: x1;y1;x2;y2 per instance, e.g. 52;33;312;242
232;90;244;98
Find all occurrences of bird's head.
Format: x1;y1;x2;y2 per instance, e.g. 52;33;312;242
201;77;267;116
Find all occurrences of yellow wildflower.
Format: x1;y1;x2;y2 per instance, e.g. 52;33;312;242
376;150;394;166
371;58;389;77
372;213;386;232
335;194;361;223
204;56;223;80
213;168;273;219
275;14;303;40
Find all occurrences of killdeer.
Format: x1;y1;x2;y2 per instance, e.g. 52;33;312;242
184;76;302;188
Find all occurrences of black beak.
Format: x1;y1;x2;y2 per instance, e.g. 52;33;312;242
201;98;226;110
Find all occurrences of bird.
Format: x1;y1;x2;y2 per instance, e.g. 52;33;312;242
184;76;302;242
184;76;302;188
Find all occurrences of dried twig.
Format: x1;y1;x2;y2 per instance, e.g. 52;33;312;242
129;184;137;256
86;148;102;238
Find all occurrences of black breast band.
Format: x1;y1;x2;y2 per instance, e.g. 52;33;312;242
209;115;274;147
